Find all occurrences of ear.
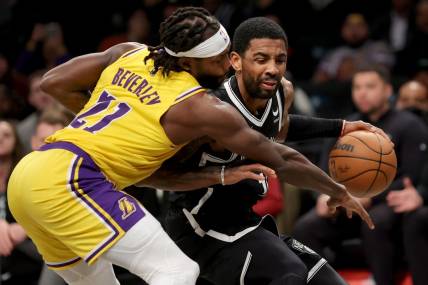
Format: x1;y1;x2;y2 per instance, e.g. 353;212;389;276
229;51;242;73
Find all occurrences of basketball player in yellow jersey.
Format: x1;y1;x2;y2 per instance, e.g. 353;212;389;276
8;7;373;285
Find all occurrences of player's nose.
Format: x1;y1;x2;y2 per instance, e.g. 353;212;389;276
265;62;280;77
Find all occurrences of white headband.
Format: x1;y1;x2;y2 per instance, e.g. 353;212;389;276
164;24;230;58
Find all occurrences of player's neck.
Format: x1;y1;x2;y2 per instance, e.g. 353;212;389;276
236;77;269;115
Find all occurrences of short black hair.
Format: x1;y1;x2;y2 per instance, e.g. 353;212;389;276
145;7;219;76
232;17;288;55
355;64;391;84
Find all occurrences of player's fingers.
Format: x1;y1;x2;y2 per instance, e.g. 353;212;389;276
373;127;393;145
241;171;266;182
356;206;375;229
241;164;276;177
326;196;342;208
346;209;353;219
326;199;337;215
363;123;393;145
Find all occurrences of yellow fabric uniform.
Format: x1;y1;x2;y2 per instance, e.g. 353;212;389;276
49;46;204;190
7;46;205;269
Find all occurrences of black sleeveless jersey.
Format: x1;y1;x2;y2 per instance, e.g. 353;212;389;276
168;75;286;238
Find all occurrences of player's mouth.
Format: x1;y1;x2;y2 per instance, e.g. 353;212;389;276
260;80;277;90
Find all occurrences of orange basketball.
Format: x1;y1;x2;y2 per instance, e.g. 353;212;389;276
328;130;397;198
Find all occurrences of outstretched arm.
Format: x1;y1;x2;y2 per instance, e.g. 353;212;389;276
166;93;374;228
276;78;389;142
139;163;276;191
40;42;144;113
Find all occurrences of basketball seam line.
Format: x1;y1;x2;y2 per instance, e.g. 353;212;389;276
337;169;388;183
329;155;396;169
347;134;393;155
363;133;383;196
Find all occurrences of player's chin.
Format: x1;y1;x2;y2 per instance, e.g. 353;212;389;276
258;86;278;98
255;90;275;99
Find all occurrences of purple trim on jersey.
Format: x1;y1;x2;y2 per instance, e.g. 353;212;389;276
174;86;203;102
40;141;145;263
122;46;146;58
46;257;81;268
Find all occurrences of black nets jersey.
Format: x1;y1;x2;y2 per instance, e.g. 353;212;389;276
168;75;286;240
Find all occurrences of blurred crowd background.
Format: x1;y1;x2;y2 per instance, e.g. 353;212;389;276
2;0;428;284
2;0;428;120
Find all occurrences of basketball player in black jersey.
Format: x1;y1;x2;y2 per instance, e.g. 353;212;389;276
140;17;386;285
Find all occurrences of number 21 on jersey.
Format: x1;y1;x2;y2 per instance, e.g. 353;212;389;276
70;90;131;133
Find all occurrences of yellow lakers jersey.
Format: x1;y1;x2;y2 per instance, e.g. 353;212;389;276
47;46;205;190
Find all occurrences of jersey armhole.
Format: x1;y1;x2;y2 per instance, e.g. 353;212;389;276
119;45;147;59
172;86;206;105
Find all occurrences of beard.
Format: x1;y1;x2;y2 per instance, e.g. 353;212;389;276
242;72;281;99
196;74;225;89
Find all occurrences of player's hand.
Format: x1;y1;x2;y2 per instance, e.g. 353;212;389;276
0;219;14;256
357;197;372;209
342;120;392;145
326;191;375;229
387;177;423;213
223;163;276;185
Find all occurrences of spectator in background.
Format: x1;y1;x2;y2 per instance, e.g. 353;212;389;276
294;65;428;285
396;80;428;122
390;80;428;285
17;70;71;154
1;110;71;285
387;177;428;285
0;84;27;120
0;119;43;284
199;0;235;31
371;0;414;52
14;22;71;76
313;13;395;83
371;0;415;74
413;60;428;90
0;53;12;86
401;0;428;77
30;110;70;151
32;111;72;285
98;9;151;51
12;22;71;102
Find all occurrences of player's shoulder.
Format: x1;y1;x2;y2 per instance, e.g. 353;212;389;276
105;42;147;64
177;91;242;126
208;81;228;101
281;77;294;109
282;78;294;95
